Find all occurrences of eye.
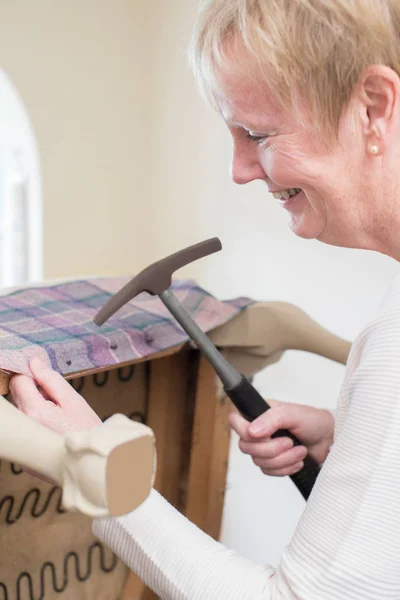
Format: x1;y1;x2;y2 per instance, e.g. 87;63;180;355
245;132;269;146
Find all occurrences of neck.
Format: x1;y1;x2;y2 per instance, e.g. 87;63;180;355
359;153;400;261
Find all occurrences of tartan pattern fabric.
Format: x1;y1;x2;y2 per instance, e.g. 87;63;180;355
0;277;253;377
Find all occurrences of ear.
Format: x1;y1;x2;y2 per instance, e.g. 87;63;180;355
357;65;400;156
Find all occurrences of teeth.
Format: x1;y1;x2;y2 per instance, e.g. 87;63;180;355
272;188;301;200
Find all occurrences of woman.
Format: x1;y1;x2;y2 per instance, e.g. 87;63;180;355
10;1;400;598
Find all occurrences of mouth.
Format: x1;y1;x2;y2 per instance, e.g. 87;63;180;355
271;187;303;208
271;188;302;201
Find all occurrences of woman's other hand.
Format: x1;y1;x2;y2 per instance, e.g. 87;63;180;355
9;357;102;435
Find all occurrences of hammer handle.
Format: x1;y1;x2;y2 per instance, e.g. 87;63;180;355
225;376;320;500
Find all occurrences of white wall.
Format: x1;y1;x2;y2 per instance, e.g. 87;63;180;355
144;0;400;567
0;0;157;279
4;0;400;569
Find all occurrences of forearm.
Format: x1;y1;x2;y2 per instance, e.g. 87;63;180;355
92;407;336;599
93;489;277;600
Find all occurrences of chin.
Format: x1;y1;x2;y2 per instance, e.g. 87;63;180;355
288;215;322;240
282;192;323;240
295;224;356;249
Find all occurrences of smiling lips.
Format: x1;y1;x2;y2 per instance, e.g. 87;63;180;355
271;188;302;201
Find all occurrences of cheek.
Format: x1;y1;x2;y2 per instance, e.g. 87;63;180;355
261;146;313;188
262;140;344;200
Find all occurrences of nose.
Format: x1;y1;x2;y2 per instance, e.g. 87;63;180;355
230;143;266;185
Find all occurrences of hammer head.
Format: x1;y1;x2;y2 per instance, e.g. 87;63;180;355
94;237;222;326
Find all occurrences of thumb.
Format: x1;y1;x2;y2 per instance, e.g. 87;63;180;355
247;399;281;437
9;372;45;412
248;401;303;438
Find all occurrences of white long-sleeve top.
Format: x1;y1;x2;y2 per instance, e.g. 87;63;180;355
93;273;400;599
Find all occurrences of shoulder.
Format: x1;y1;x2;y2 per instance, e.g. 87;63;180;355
362;271;400;349
345;270;400;394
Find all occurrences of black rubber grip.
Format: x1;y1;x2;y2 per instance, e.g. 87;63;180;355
225;376;320;500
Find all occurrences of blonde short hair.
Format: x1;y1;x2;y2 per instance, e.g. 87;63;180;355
189;0;400;135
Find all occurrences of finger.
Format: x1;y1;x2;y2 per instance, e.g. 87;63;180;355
229;401;284;442
246;399;281;438
252;445;307;471
262;461;304;477
228;411;253;441
11;378;68;433
248;403;302;438
31;358;102;427
29;358;80;406
239;436;294;459
9;374;47;414
264;399;280;408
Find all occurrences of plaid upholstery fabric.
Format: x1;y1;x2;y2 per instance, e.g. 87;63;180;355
0;277;253;376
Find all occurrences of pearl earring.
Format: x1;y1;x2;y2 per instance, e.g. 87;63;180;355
369;145;379;155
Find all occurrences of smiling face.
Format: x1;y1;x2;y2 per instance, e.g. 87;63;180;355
216;63;400;254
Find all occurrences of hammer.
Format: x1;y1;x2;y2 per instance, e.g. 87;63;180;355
94;238;320;500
